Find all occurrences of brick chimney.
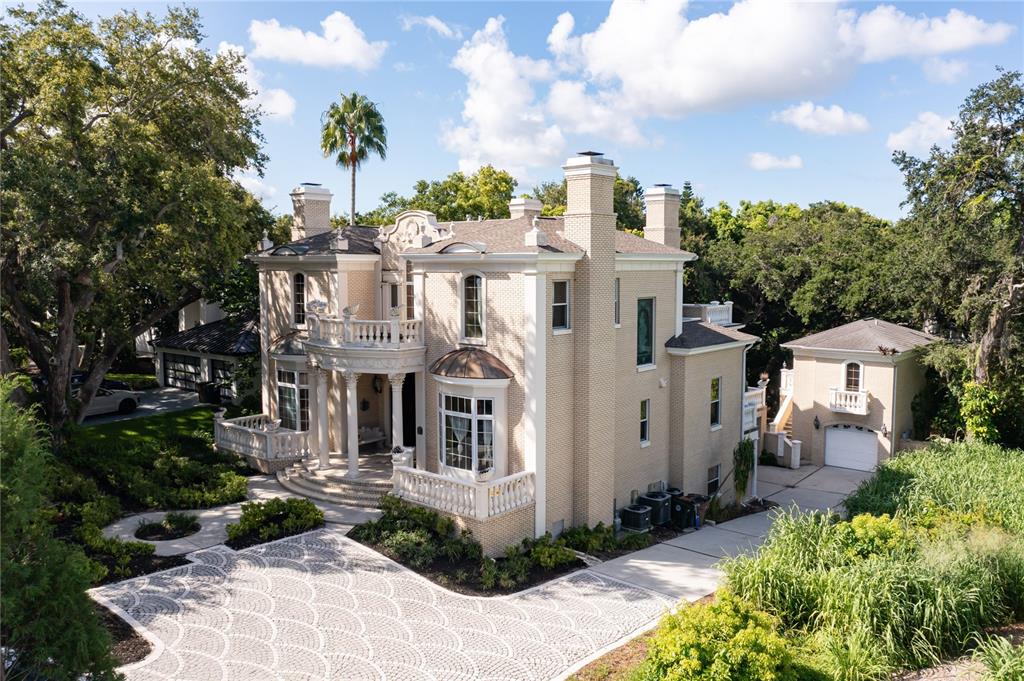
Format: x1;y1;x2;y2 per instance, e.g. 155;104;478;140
509;197;543;220
290;183;333;241
643;184;681;248
562;151;617;527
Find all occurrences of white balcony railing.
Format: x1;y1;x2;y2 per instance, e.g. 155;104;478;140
829;388;869;415
779;368;794;395
307;310;423;350
214;412;310;464
742;387;765;433
682;301;734;326
392;466;536;520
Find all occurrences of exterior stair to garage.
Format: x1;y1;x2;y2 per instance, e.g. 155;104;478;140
276;455;393;509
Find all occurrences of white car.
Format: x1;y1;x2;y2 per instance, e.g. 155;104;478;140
74;387;143;417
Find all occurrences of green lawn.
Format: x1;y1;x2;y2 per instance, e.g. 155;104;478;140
78;406;216;446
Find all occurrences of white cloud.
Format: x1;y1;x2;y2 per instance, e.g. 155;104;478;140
922;57;968;84
441;17;565;180
771;101;870;135
249;12;386;70
546;80;645;146
748;153;803;171
886;112;954;154
235;174;278;203
393;61;415;73
844;6;1014;63
400;14;461;39
218;42;296;121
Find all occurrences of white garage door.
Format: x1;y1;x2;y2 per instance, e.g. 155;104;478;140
825;426;878;471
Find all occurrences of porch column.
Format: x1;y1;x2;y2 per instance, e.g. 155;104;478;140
316;367;329;468
343;370;361;477
389;373;405;449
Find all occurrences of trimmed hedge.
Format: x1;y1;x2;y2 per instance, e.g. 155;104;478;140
226;498;324;548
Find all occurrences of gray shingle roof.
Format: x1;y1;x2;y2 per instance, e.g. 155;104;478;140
782;318;939;354
259;226;380;256
152;318;258;356
666;322;758;350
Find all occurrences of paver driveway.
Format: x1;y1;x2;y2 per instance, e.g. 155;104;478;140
92;528;671;681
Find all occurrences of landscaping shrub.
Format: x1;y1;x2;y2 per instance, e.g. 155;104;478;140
633;591;795;681
526;534;577;569
0;379;118;680
560;521;652;555
844;441;1024;534
135;512;200;541
973;634;1024;681
226;498;324;547
382;529;437;568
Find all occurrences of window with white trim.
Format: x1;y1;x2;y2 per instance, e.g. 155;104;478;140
640;399;650;445
710;376;722;427
277;369;309;431
637;297;654;366
613;277;621;326
293;273;306;326
462;274;484;341
404;262;415;320
844;361;862;392
707;464;721;496
438;393;494;474
553;280;571;331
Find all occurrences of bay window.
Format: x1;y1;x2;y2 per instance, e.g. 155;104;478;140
439;393;494;475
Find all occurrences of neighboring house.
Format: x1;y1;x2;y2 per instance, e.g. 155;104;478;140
134;299;223;359
767;319;938;471
151;313;258;404
214;154;767;554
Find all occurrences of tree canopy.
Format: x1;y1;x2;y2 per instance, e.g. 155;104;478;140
0;1;270;433
359;165;517;224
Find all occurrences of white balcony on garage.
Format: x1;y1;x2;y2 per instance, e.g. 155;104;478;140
829;388;869;415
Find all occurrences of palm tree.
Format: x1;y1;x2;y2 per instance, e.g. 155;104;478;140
320;92;388;226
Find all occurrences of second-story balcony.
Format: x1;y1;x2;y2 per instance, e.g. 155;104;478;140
682;301;740;327
829;388;869;415
303;303;426;374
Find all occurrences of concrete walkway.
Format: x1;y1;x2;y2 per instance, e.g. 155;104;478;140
103;475;381;555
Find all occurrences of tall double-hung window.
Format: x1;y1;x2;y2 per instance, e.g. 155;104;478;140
637;298;654;366
462;274;484;342
438;394;494;474
293;273;306;325
277;370;309;431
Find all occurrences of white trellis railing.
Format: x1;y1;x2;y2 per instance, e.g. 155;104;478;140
392;466;536;520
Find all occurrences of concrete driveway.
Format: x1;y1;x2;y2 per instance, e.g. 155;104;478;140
83;387;200;426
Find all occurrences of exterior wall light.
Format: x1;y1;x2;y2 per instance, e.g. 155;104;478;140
813;415;820;430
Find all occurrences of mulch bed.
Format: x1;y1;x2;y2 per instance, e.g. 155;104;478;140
569;594;716;680
134;522;200;542
350;536;586;597
95;554;191;586
224;522;325;551
96;603;151;666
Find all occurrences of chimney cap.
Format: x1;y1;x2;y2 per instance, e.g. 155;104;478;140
577;150;603;156
300;182;322;187
646;184;680;198
291;184;332;197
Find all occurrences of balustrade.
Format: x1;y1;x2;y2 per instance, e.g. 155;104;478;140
392;466;536;520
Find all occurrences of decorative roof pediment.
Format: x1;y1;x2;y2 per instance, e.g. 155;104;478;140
379;210;452;251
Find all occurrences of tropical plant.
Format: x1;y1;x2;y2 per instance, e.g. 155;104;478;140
320;91;388;225
734;438;756;496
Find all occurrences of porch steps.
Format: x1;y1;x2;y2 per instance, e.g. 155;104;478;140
276;459;392;509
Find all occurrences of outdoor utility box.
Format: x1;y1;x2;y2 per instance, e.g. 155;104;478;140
670;493;697;530
620;504;652;533
637;491;671;526
197;381;220;405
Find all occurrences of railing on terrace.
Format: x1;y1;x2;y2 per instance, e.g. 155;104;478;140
307;310;423;350
682;301;734;326
742;386;766;433
214;412;310;462
829;388;869;415
779;368;794;395
392;466;536;520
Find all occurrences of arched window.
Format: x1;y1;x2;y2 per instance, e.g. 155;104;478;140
461;273;485;342
844;361;862;392
293;273;306;325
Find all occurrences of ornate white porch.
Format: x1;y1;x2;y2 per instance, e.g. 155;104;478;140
213;413;310;473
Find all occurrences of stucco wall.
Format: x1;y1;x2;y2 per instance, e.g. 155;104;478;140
790;354;894;466
612;270;677;508
893;355;927;449
669;344;745;503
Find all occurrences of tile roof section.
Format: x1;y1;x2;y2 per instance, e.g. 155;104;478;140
258;226;380;256
782;318;939;354
152;318;258;356
429;347;515;380
666;321;759;350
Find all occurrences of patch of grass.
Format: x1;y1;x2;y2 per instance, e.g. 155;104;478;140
972;634;1024;681
105;372;159;391
77;406;214;446
844;441;1024;534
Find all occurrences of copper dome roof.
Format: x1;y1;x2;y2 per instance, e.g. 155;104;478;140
429;347;514;380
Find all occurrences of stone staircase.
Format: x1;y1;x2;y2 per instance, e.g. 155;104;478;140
276;456;393;508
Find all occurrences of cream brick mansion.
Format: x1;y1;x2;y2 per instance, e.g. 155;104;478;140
214;152;767;553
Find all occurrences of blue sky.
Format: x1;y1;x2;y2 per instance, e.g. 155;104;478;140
79;1;1023;220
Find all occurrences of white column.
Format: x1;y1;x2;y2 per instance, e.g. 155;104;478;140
389;373;405;449
415;370;426;468
343;370;361;477
316;367;329;468
523;270;547;537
